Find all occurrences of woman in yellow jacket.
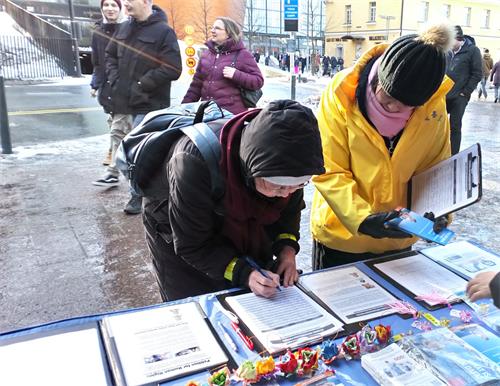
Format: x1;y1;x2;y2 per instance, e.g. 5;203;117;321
311;23;454;269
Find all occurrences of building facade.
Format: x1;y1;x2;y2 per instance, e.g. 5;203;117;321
325;0;500;66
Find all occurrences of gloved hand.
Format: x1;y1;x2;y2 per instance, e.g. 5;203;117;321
423;212;449;233
358;210;412;239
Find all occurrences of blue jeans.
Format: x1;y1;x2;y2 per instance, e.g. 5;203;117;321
477;77;488;99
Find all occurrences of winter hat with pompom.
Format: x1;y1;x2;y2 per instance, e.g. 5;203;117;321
378;23;454;106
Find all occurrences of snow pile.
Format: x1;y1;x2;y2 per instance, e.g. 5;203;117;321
0;12;65;80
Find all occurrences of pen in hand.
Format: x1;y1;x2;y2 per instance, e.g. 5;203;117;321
244;256;282;291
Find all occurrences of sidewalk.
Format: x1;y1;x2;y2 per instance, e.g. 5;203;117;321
1;93;499;334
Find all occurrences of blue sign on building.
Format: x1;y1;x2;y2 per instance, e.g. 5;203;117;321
284;0;298;32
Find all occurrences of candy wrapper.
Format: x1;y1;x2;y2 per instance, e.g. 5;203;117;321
208;367;230;386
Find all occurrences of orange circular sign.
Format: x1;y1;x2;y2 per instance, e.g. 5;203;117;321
188;68;196;76
186;57;197;68
184;36;195;46
184;25;195;35
185;46;196;57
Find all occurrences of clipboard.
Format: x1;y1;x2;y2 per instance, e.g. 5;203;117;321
365;250;465;311
408;143;482;217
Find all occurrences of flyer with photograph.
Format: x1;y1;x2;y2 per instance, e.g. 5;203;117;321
385;208;455;245
298;266;399;324
420;241;500;279
455;290;500;333
451;324;500;364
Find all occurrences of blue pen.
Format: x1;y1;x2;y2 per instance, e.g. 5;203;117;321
244;256;282;291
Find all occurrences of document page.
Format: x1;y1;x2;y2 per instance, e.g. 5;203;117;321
410;143;481;217
0;323;111;386
361;343;446;386
299;266;399;323
420;241;500;279
102;302;227;386
225;286;343;354
373;254;467;306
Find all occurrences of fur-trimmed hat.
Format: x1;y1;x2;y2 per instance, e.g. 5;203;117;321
377;23;454;106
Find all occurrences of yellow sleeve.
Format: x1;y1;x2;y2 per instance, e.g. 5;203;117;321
312;82;372;235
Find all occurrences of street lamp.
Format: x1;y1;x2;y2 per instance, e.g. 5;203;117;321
379;15;395;42
68;0;82;77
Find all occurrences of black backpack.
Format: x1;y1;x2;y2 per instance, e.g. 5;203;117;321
116;101;233;198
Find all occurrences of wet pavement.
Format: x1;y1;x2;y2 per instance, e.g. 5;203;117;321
0;80;499;333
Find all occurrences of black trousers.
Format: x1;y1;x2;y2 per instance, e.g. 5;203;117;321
446;96;470;155
312;240;411;270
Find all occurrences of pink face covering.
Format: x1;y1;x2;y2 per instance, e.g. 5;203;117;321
365;57;414;138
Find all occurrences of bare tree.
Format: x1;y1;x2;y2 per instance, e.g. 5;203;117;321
243;0;264;52
163;0;182;38
191;0;212;42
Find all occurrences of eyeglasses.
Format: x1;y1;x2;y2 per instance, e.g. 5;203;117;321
211;26;225;31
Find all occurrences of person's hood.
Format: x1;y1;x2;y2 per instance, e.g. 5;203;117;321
463;34;476;47
206;38;244;54
239;100;325;180
484;53;491;60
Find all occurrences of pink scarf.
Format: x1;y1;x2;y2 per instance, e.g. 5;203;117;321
365;57;413;138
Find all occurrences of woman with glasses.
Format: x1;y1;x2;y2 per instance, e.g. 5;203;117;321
182;16;263;114
311;23;455;269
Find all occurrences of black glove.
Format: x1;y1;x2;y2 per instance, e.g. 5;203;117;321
358;210;412;239
423;212;449;234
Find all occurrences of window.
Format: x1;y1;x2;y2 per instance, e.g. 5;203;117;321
464;7;472;26
483;9;491;28
442;4;451;19
345;5;352;25
368;2;376;22
419;1;429;22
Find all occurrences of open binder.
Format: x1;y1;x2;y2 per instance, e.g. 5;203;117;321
408;143;481;217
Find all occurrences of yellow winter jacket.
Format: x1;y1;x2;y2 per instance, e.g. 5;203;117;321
311;44;452;254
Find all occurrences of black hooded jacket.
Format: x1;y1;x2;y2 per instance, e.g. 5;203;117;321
446;35;482;99
103;6;182;114
142;101;324;298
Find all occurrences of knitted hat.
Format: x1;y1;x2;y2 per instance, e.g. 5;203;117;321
377;23;454;106
101;0;121;9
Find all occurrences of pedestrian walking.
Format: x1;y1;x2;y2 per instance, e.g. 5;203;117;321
310;23;454;269
89;0;124;167
330;56;338;76
445;25;482;155
142;100;325;301
93;0;182;215
491;58;500;103
182;17;263;115
477;48;493;100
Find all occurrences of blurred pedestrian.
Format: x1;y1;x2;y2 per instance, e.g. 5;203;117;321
477;48;493;100
445;25;482;154
89;0;124;166
182;17;263;114
491;58;500;103
93;0;182;215
311;23;454;269
330;56;338;76
142;100;325;301
322;55;330;76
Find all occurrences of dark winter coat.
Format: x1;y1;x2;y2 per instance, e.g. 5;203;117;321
491;61;500;86
103;6;182;115
91;20;118;113
142;101;324;300
182;39;263;114
446;36;482;99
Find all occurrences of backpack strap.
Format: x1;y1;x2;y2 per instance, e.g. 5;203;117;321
231;50;241;68
179;123;224;200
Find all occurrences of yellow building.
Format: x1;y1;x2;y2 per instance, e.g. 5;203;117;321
325;0;500;66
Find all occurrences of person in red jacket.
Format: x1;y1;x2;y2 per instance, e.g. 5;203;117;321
182;16;264;114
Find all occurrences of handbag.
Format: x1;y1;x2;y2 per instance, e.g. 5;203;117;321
231;51;263;108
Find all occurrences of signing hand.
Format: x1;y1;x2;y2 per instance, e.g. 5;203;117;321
466;271;497;301
222;66;236;79
276;246;299;287
247;269;280;298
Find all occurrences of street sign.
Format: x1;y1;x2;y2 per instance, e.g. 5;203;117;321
184;36;195;46
188;68;196;76
184;24;194;35
185;46;195;56
283;0;298;32
186;57;197;68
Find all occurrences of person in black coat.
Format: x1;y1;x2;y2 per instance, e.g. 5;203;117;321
94;1;182;214
90;0;123;167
